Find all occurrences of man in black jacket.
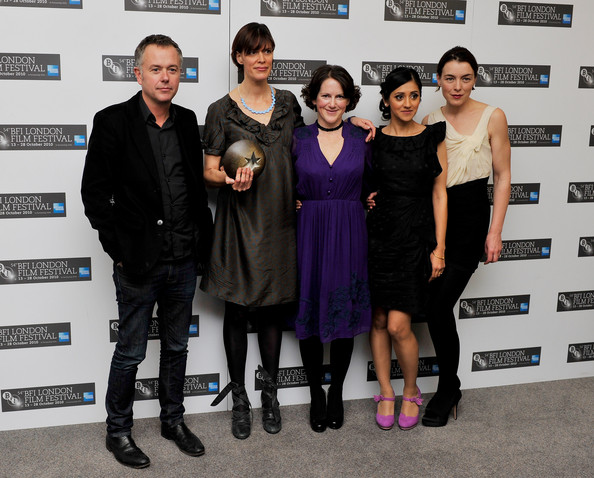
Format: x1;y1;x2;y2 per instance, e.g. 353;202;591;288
81;34;212;469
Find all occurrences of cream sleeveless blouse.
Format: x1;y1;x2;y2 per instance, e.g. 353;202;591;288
427;105;495;188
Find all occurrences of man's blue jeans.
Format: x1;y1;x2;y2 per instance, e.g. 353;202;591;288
106;259;197;437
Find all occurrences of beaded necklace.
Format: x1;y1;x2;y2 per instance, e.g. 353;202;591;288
239;84;276;114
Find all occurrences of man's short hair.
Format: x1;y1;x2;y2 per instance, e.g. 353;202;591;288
134;34;183;68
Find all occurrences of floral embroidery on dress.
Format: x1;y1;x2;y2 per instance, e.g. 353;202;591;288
321;273;370;340
297;297;319;338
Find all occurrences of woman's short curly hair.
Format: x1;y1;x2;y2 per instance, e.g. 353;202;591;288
301;65;361;113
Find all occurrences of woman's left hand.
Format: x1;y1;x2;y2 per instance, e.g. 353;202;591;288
484;231;503;264
429;250;445;282
350;117;376;142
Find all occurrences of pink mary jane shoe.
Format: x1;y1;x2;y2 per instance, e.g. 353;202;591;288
373;394;395;430
398;387;424;431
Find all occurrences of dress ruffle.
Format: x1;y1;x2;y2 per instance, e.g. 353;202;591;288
376;122;445;152
223;92;292;147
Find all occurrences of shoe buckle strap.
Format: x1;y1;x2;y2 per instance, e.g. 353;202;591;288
402;395;424;406
257;365;277;389
210;381;240;407
374;394;395;403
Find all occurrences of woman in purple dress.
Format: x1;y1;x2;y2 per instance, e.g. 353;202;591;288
292;65;372;432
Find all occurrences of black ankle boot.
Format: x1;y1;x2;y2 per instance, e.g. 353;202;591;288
231;385;252;439
211;382;252;439
422;388;461;427
310;387;327;433
326;386;344;429
258;365;281;434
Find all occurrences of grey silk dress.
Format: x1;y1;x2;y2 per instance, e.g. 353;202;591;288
200;90;305;307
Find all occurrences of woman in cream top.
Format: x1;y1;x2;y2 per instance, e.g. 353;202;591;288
427;104;496;188
421;47;511;427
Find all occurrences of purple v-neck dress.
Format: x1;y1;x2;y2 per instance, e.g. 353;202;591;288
292;122;372;343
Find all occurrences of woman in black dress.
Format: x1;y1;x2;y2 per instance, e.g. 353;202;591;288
421;47;511;427
367;68;447;431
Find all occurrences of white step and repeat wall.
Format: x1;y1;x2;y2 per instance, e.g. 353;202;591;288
1;0;592;432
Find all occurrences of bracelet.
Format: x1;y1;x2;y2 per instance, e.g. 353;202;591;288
432;251;445;261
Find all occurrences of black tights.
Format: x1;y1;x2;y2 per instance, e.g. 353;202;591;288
426;264;475;393
299;336;354;396
223;302;283;385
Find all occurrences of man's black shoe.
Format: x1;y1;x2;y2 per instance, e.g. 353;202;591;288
161;422;205;457
105;435;150;469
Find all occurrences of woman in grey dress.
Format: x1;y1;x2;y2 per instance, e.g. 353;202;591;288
202;23;375;440
201;22;304;440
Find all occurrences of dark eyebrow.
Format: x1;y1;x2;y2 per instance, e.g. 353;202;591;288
147;64;179;69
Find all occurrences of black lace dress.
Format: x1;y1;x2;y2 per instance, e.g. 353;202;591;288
367;122;446;314
199;90;305;307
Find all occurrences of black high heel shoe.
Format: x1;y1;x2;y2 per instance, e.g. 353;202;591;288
326;386;344;430
310;387;327;433
421;389;461;427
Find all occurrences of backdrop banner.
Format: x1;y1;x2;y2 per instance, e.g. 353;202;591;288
0;0;592;432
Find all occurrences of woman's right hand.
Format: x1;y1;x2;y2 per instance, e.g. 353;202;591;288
366;191;378;210
296;200;302;211
428;250;445;282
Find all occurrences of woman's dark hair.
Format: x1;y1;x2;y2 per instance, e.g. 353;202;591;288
301;65;361;113
436;46;479;77
231;23;275;71
378;67;422;121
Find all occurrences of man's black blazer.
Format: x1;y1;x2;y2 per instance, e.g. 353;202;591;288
81;91;213;276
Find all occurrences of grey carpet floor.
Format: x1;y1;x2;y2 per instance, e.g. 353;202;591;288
1;377;592;478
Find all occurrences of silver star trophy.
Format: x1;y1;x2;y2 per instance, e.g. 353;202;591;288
221;139;267;180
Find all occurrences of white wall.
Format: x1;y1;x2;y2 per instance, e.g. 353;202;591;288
0;0;592;432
